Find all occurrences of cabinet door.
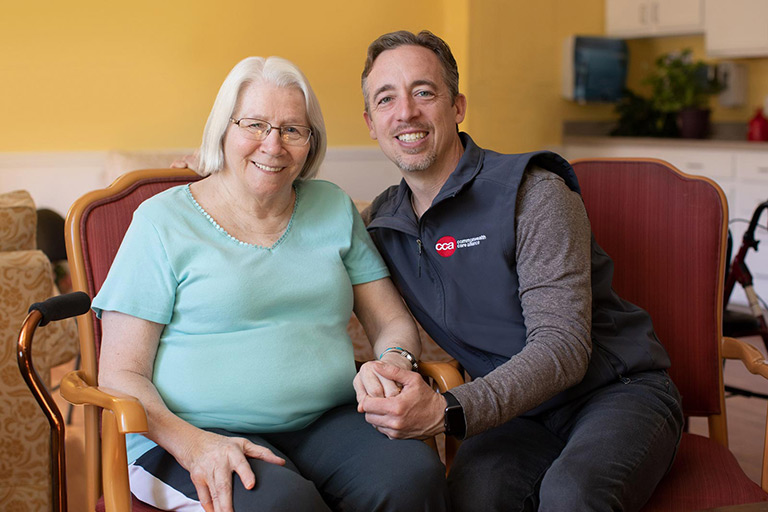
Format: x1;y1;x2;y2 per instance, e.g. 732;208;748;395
606;0;651;37
606;0;704;37
654;0;704;35
705;0;768;57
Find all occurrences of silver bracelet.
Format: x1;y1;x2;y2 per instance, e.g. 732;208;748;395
378;346;419;371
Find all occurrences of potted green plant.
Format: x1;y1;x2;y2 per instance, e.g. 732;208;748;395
611;89;679;138
646;49;724;138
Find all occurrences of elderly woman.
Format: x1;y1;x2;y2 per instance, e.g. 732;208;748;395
92;56;448;512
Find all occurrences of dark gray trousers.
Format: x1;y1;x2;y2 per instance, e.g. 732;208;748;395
133;404;449;511
448;370;684;512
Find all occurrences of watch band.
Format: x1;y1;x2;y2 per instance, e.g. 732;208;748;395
443;391;466;439
378;346;419;371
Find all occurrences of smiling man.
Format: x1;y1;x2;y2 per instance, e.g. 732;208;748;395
353;30;684;512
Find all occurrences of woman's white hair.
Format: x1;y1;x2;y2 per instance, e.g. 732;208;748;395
197;56;327;180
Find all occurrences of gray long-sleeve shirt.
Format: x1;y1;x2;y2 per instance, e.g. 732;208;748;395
449;166;592;437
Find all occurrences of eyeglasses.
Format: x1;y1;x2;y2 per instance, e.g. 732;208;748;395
230;117;312;146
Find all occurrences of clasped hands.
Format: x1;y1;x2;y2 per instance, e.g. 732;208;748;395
353;359;446;440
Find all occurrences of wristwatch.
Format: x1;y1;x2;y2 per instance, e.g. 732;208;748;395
443;391;466;439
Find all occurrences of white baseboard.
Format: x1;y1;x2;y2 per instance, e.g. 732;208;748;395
0;146;402;216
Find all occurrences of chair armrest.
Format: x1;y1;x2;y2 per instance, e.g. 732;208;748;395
722;336;768;492
60;370;148;434
61;370;147;512
722;336;768;380
418;360;464;392
418;360;465;471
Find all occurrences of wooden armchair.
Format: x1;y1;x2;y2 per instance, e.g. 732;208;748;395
46;168;459;511
61;168;202;512
572;158;768;510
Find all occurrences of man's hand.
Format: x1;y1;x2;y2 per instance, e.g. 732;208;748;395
357;362;446;440
170;151;200;171
179;429;285;512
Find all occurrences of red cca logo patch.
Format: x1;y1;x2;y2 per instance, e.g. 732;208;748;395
435;236;457;257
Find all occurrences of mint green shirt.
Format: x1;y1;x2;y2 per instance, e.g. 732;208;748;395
92;179;389;462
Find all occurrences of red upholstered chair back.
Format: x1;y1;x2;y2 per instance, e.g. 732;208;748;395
65;168;201;512
68;169;201;363
571;159;728;421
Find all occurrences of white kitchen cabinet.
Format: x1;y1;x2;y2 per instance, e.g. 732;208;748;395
705;0;768;58
560;137;768;306
606;0;704;38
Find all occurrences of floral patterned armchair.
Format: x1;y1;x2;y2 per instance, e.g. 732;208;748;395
0;190;78;511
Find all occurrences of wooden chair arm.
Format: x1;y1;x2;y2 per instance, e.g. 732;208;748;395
418;360;464;471
60;370;148;434
60;370;147;512
419;360;464;392
722;336;768;491
722;337;768;380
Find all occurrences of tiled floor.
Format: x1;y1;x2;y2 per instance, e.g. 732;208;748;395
52;336;768;512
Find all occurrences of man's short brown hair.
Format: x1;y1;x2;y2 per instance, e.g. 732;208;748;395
361;30;459;112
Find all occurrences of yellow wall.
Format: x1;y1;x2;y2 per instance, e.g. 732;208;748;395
1;0;616;154
441;0;472;130
6;1;762;155
0;0;447;151
465;0;611;153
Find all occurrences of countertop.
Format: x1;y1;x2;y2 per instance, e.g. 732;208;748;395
562;121;768;152
562;134;768;152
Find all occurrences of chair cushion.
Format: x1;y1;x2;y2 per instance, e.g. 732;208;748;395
96;494;164;511
0;190;36;252
642;433;768;511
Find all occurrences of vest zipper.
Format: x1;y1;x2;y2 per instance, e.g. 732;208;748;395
416;238;423;277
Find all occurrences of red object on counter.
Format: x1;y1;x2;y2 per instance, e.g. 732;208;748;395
747;108;768;141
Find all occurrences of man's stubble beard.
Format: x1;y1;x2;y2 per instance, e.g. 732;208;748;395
393;147;437;173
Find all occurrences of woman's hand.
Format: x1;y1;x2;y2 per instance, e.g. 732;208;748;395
180;429;285;512
354;359;407;405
